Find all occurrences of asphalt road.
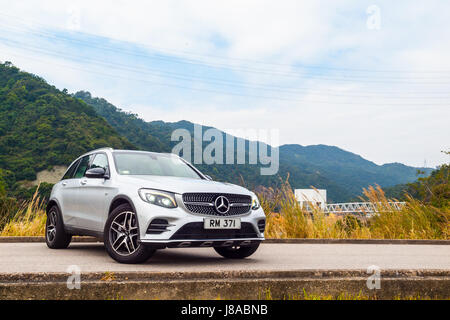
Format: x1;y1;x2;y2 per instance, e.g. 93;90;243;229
0;242;449;273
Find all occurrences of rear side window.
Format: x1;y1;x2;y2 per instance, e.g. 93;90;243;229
90;153;109;173
73;155;92;178
62;159;80;180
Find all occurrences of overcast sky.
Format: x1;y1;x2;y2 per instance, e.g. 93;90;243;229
0;1;449;167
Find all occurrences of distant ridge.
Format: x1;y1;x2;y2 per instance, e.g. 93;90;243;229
74;91;432;201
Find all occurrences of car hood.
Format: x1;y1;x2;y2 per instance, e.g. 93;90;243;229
118;175;253;195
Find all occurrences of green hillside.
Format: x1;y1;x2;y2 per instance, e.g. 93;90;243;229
384;159;449;207
0;62;434;202
0;62;134;190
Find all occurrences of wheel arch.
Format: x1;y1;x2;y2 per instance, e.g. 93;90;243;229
46;199;60;214
45;198;67;227
107;195;143;241
108;195;137;215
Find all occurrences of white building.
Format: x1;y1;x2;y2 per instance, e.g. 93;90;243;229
294;189;327;210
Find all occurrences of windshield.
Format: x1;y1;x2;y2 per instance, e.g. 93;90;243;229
113;152;202;179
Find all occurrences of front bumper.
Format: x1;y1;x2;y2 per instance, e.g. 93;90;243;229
140;238;263;249
133;193;266;247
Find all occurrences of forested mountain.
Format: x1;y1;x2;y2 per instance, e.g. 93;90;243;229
0;62;134;190
278;145;431;197
0;61;432;202
0;63;432;201
74;91;432;201
0;60;432;201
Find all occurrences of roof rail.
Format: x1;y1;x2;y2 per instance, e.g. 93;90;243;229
82;147;113;155
93;147;113;152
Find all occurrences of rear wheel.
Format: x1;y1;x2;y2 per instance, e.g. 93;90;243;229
45;205;72;249
214;243;260;259
104;203;154;264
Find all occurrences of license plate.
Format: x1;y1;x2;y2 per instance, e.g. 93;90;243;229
204;218;241;229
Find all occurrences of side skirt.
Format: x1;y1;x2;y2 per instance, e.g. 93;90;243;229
65;225;104;240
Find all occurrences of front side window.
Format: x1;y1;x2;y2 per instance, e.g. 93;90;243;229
113;152;202;179
90;153;109;173
62;159;80;180
73;155;92;178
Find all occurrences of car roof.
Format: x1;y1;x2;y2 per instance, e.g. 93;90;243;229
80;148;174;157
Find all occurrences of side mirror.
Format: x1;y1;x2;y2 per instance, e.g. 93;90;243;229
205;175;212;180
85;167;107;179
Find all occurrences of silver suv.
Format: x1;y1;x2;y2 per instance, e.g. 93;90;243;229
46;148;266;263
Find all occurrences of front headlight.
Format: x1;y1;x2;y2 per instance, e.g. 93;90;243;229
138;189;177;208
251;195;261;210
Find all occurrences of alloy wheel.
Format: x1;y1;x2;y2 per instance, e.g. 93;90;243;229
46;210;57;242
109;211;140;256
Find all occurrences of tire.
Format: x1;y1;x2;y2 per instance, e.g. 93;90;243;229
104;203;154;264
214;242;260;259
45;205;72;249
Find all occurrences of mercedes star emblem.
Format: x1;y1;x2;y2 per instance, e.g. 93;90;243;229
214;196;230;214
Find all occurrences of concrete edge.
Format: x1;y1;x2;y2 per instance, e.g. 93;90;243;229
0;236;448;245
1;269;449;283
1;269;449;300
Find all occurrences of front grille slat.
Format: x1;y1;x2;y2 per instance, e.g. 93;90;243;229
182;193;252;216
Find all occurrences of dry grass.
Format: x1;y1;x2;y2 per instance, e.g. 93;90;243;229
259;288;447;300
261;178;371;239
260;178;449;240
101;271;117;282
0;180;448;240
0;188;46;236
363;186;449;239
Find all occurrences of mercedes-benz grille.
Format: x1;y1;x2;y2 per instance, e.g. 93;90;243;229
182;193;252;216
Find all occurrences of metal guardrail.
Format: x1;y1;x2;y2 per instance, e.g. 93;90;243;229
324;202;406;216
325;202;406;213
301;202;406;216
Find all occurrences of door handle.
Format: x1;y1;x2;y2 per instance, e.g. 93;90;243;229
62;182;67;186
80;179;87;185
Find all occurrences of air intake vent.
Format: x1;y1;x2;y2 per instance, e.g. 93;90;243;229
146;219;171;234
257;219;266;233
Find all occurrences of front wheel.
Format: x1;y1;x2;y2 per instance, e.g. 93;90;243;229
214;243;260;259
104;204;155;264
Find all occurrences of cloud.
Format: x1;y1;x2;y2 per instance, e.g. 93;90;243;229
0;0;449;167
